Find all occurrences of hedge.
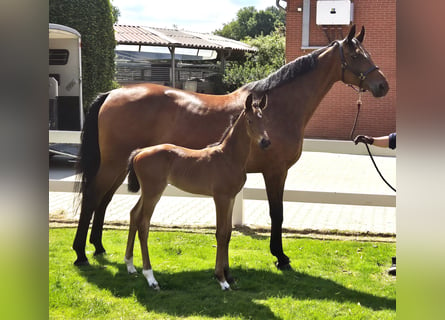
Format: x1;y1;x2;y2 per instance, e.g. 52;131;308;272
49;0;117;110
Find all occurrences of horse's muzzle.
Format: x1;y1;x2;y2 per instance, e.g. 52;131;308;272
372;81;389;98
369;79;389;98
259;138;271;149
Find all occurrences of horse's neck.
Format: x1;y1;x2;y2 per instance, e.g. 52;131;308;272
219;113;250;166
278;46;341;126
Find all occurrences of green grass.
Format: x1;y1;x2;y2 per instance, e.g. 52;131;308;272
49;228;396;319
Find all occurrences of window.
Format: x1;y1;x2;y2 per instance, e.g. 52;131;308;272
49;49;69;65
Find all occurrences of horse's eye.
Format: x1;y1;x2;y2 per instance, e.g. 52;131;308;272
351;49;360;59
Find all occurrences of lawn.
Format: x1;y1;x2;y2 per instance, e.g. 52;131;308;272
49;228;395;319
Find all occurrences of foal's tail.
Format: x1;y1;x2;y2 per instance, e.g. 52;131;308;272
76;92;109;196
127;149;142;193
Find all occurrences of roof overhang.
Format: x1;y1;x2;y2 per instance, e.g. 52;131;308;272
114;25;257;58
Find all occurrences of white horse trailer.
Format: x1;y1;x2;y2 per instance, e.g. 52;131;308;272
49;23;83;158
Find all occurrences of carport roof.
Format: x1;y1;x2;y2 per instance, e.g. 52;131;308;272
114;25;257;53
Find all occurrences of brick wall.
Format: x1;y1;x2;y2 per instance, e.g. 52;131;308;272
285;0;396;140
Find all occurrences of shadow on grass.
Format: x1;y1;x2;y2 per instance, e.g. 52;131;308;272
77;255;395;319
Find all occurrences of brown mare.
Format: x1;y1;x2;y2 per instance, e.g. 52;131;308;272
73;25;389;269
123;94;269;290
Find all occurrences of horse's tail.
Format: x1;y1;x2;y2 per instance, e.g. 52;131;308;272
127;149;142;193
76;92;109;196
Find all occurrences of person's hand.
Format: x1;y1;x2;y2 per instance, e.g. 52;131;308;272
354;135;374;145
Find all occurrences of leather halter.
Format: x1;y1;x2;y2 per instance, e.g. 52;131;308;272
335;40;380;91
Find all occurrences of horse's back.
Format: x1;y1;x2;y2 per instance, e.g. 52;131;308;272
97;84;246;160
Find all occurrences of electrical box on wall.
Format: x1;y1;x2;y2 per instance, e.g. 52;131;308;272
316;0;354;25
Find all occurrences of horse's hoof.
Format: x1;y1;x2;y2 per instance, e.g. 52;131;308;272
275;260;292;271
94;248;106;256
74;258;90;267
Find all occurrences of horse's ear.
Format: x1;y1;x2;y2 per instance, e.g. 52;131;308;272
258;94;267;110
245;93;253;112
346;24;356;43
356;26;365;43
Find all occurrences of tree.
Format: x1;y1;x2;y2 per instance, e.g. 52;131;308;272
49;0;117;110
222;27;285;92
215;6;285;40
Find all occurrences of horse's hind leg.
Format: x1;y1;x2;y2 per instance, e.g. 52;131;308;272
72;185;97;266
72;163;124;265
90;170;127;256
263;170;291;270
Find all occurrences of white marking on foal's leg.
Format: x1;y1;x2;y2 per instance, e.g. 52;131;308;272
124;256;137;274
219;280;231;291
143;269;160;290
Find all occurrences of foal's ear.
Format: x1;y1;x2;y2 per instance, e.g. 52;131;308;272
356;26;365;43
346;24;356;43
258;94;268;110
245;93;253;112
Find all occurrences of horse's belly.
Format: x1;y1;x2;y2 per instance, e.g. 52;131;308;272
168;175;213;197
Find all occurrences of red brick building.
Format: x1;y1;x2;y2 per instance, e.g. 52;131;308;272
281;0;396;139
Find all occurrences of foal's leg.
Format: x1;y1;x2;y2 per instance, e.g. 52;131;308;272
138;195;162;290
214;194;235;290
139;221;159;290
124;198;142;274
263;170;291;270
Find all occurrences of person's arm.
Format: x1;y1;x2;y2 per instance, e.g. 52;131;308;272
354;134;393;148
372;136;390;148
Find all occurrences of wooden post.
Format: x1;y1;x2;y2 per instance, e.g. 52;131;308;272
232;189;244;226
168;46;176;87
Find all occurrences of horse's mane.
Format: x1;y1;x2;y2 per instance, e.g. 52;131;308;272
207;112;242;148
242;48;326;94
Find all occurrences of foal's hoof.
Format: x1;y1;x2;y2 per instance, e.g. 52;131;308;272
74;258;90;267
150;283;161;291
219;280;231;291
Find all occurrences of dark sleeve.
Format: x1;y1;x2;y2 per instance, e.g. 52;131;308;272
389;133;396;149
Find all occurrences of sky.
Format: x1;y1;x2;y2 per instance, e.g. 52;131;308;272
111;0;280;33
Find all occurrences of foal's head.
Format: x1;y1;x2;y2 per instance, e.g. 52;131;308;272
244;94;271;150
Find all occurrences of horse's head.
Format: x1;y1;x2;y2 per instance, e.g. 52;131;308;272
337;25;389;97
244;93;271;150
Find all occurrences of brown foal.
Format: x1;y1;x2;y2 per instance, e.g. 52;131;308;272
124;94;270;290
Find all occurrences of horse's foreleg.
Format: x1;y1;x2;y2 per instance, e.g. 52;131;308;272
214;195;234;290
124;198;142;274
263;170;291;270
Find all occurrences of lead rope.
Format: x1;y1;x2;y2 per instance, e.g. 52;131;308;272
350;92;396;192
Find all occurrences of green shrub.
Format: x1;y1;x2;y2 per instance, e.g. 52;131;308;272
223;27;285;92
49;0;117;110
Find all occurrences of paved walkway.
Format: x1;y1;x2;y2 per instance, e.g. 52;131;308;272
49;149;396;236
